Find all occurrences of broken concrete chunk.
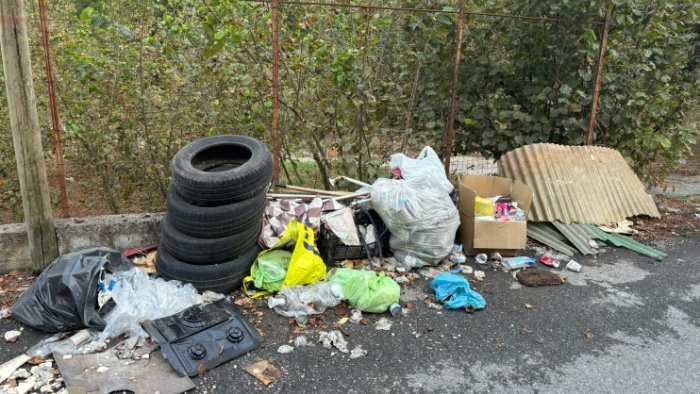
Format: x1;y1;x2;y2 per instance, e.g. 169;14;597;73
0;355;31;385
4;331;21;343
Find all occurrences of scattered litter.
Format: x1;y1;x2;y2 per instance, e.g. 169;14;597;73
448;245;466;264
431;273;486;310
394;275;410;285
244;360;282;386
96;366;109;373
349;309;363;324
130;251;157;274
584;331;594;340
374;318;392;331
0;309;10;319
524;303;533;309
349;345;368;359
459;265;474;275
474;253;488;265
27;329;95;358
566;260;583;272
277;345;294;354
14;375;37;394
268;282;345;318
516;270;566;287
539;254;560;268
4;330;21;343
293;336;312;347
502;256;536;270
489;252;503;261
389;303;402;317
0;354;30;385
418;267;442;279
474;270;485;281
318;331;349;353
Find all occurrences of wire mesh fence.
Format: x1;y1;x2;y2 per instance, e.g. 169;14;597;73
0;0;608;221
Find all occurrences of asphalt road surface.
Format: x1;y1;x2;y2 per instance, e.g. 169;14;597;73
1;235;699;394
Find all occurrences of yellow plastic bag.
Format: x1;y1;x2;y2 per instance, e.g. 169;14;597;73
243;220;326;298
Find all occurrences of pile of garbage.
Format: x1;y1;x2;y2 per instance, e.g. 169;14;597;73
1;137;669;392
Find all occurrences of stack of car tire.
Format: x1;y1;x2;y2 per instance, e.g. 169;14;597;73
156;135;272;293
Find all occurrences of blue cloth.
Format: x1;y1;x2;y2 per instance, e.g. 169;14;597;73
430;273;486;310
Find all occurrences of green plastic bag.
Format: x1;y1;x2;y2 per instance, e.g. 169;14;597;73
251;250;292;293
327;268;400;313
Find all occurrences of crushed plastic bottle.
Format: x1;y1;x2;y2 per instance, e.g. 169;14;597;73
268;282;345;318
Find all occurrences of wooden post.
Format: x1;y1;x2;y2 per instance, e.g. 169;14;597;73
444;0;465;176
0;0;58;270
271;0;281;191
586;10;612;146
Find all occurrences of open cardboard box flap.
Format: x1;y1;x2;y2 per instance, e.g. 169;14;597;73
458;175;533;256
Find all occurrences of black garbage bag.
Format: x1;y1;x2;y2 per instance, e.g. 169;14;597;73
12;247;132;332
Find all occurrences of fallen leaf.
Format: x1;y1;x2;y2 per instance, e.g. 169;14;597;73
404;301;416;310
360;318;369;326
584;331;594;340
28;356;46;365
245;360;282;386
333;317;349;329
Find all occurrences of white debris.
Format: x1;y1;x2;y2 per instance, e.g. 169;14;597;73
418;267;441;279
39;384;53;393
0;309;10;319
394;275;410;285
374;318;392;331
318;331;348;353
349;345;368;359
459;265;474;275
426;301;443;310
201;291;226;303
10;368;30;380
62;355;72;360
29;362;53;382
4;331;21;343
277;345;294;354
474;270;486;281
15;376;37;394
349;309;363;324
96;366;109;373
293;336;312;347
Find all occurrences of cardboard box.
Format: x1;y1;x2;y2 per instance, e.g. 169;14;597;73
458;175;533;256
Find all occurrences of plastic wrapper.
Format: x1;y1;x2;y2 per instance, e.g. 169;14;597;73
12;247;132;332
327;268;400;313
371;177;460;268
431;273;486;310
268;282;344;318
389;146;454;194
96;267;203;342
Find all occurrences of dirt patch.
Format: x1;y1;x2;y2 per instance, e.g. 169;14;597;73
0;271;35;310
633;195;700;243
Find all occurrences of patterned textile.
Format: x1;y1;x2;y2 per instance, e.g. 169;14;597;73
260;198;345;248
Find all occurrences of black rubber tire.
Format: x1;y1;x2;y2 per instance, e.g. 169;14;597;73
171;135;273;205
160;214;261;264
166;186;267;238
156;244;260;293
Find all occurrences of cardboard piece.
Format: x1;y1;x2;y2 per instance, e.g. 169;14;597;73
458;175;533;256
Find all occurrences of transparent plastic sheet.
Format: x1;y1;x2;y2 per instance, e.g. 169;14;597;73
268;282;344;318
370;177;460;268
389;147;454;194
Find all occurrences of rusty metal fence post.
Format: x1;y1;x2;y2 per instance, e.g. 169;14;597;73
271;0;282;190
38;0;69;217
444;0;466;176
586;10;612;146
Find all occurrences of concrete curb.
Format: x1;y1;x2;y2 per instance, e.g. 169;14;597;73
0;213;164;273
